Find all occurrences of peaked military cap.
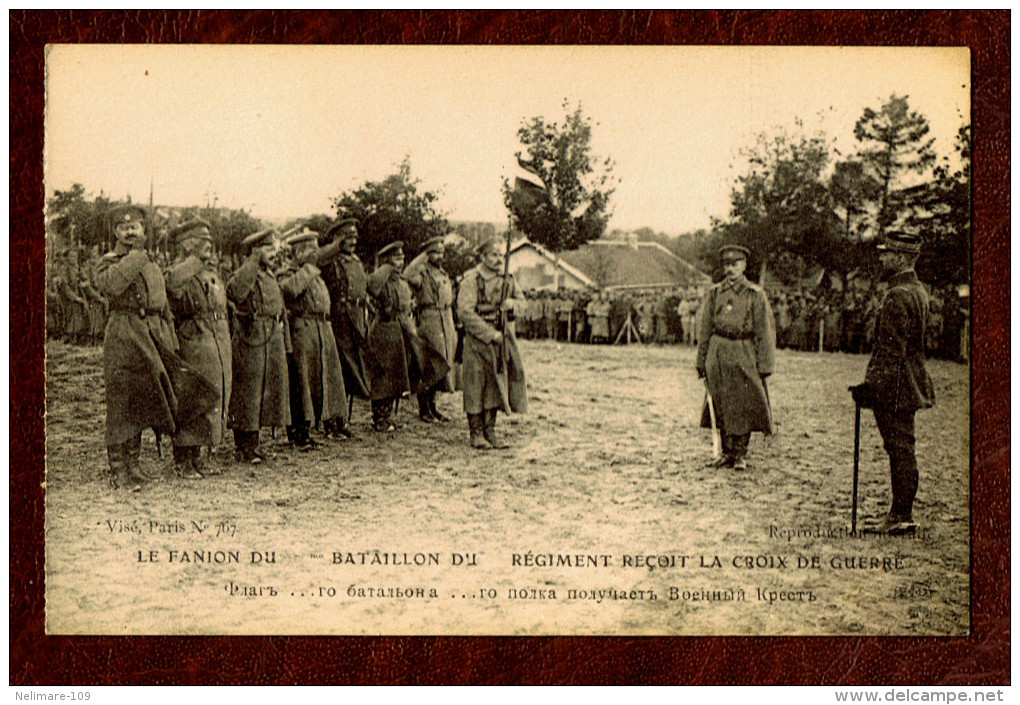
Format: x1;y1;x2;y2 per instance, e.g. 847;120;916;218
421;235;446;254
326;218;360;242
718;244;750;261
171;218;213;244
243;228;278;249
475;238;502;256
876;231;922;255
285;227;319;247
108;204;147;229
377;241;404;260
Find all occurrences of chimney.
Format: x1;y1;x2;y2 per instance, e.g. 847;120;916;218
625;232;639;249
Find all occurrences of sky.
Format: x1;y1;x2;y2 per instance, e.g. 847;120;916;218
45;45;970;235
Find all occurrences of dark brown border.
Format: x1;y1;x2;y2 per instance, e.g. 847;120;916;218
11;10;1009;685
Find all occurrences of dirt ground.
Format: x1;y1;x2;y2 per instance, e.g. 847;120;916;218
43;338;970;636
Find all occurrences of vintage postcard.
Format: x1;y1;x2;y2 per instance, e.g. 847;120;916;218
43;44;971;635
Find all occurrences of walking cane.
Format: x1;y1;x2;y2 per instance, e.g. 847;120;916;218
852;400;861;536
704;382;721;459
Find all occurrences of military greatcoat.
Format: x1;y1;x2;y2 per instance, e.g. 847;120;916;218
279;261;348;425
165;255;233;446
696;275;776;436
227;253;290;432
95;247;179;446
318;244;372;399
405;261;456;392
366;263;447;401
456;265;528;415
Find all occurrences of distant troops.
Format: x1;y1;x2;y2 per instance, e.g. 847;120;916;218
279;228;349;446
95;205;180;491
405;235;456;423
227;229;290;463
164;218;233;478
696;244;776;471
586;292;610;343
456;238;528;449
318;218;371;418
850;231;935;534
525;291;545;339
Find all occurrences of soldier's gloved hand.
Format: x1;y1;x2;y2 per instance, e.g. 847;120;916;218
491;332;504;345
848;383;873;408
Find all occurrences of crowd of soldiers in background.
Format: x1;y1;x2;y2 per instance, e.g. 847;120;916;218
47;243;970;363
513;284;970;361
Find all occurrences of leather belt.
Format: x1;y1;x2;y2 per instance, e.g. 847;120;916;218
295;312;330;321
713;330;755;341
112;307;162;318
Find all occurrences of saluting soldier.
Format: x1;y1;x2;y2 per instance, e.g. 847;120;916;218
279;227;349;446
696;245;776;471
850;231;935;534
227;229;290;463
455;238;528;449
405;235;457;423
366;241;447;432
318;218;371;424
95;204;179;491
164;218;232;478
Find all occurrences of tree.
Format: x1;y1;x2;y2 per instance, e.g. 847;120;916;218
853;94;937;236
723;123;840;284
502;101;616;257
332;157;450;266
908;124;971;287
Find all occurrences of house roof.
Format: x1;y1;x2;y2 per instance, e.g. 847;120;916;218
509;239;595;287
558;240;710;290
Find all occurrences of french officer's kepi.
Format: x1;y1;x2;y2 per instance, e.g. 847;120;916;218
377;240;404;260
109;204;147;229
243;228;277;249
171;217;213;245
326;217;360;242
718;244;750;261
876;231;922;255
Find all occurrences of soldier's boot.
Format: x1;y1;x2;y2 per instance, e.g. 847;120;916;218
417;394;436;423
428;399;450;423
124;435;147;491
467;413;490;450
372;400;396;433
173;445;203;480
482;409;509;450
234;430;262;465
107;445;131;490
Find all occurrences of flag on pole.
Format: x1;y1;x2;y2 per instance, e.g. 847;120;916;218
512;156;549;210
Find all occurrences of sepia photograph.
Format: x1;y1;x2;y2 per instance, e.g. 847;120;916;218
41;43;972;638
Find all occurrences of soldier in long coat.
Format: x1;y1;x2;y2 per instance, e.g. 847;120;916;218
366;241;448;432
164;218;232;478
95;205;179;491
79;255;109;345
227;229;290;463
279;228;349;446
405;235;457;422
850;232;935;534
696;245;776;471
318;218;371;417
456;238;528;449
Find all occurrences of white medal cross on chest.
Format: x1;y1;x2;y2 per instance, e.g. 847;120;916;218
724;300;734;313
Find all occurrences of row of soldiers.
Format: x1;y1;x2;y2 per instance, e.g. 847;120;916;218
510;282;968;360
95;205;526;491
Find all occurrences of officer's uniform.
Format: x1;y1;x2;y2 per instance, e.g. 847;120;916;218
405;235;457;422
279;228;349;445
95;205;179;490
318;218;372;403
164;218;233;477
227;229;291;462
852;232;935;532
696;245;776;469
